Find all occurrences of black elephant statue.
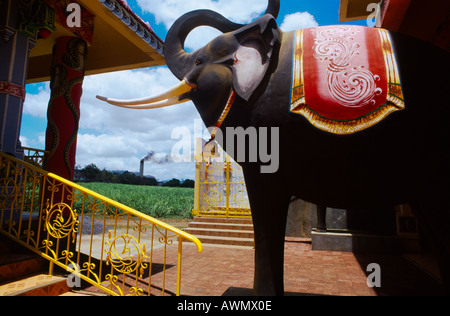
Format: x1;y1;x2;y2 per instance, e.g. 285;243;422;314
98;0;450;295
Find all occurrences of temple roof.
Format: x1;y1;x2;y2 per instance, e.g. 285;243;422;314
339;0;450;52
27;0;165;83
339;0;376;22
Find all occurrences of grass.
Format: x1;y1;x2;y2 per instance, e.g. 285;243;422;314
76;182;194;219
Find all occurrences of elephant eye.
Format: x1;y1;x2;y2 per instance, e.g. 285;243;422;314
195;59;202;66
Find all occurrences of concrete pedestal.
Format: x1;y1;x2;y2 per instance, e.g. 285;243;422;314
285;200;420;253
286;198;313;238
311;231;402;253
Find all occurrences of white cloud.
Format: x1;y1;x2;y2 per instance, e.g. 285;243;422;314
136;0;266;51
137;0;265;29
74;132;197;180
136;1;319;50
77;66;203;179
280;12;319;31
20;135;30;147
23;66;204;180
185;27;222;52
23;83;50;118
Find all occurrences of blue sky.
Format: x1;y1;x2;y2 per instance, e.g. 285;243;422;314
129;0;366;35
21;0;368;180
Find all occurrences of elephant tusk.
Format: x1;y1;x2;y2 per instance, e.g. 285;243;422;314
96;79;192;106
103;95;187;110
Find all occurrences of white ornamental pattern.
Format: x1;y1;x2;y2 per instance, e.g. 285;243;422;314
311;26;383;108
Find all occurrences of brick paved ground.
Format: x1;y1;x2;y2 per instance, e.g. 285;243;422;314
174;238;445;296
83;237;445;296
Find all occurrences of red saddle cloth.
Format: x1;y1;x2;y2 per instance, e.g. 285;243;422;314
290;26;405;135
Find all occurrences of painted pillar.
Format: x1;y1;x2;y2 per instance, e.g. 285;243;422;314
44;36;87;181
0;0;41;158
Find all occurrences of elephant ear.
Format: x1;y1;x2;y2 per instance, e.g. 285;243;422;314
232;15;280;101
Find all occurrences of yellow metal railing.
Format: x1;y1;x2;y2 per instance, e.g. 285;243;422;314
22;147;49;168
193;139;251;218
0;152;202;296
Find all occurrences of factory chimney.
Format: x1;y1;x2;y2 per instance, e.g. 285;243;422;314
140;159;145;178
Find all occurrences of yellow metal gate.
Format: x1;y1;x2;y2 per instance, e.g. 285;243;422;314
193;139;251;218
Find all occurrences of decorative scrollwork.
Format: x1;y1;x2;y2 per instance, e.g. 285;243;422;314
61;249;74;261
199;156;251;217
128;287;144;296
103;274;142;296
79;262;100;284
154;225;176;246
130;216;151;235
105;232;148;277
311;26;383;108
22;229;37;248
0;178;19;209
44;202;79;242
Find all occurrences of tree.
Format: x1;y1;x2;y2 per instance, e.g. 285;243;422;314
140;176;158;186
180;179;195;188
81;163;101;182
118;171;135;184
162;178;181;187
100;169;118;183
76;163;159;186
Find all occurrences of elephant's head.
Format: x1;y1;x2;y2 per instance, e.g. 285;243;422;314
97;0;281;127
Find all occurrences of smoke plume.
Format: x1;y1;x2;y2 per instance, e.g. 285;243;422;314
141;151;172;165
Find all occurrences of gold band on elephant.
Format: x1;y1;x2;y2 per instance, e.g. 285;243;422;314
203;89;237;158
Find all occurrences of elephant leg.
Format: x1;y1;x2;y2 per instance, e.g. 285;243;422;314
413;197;450;295
252;192;291;296
413;205;450;295
243;169;291;296
433;237;450;295
413;155;450;294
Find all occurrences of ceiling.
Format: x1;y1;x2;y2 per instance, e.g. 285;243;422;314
339;0;450;52
27;0;165;83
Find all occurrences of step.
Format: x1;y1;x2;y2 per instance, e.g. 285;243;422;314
0;239;12;255
192;217;253;225
0;255;43;285
0;235;44;284
1;211;40;225
188;221;254;231
184;227;254;239
59;290;110;296
0;274;70;296
195;235;255;248
185;217;255;248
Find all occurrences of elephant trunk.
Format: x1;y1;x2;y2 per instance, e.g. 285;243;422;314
164;0;280;80
164;10;243;80
265;0;280;19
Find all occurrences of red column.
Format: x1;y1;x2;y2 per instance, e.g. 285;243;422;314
44;36;87;181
